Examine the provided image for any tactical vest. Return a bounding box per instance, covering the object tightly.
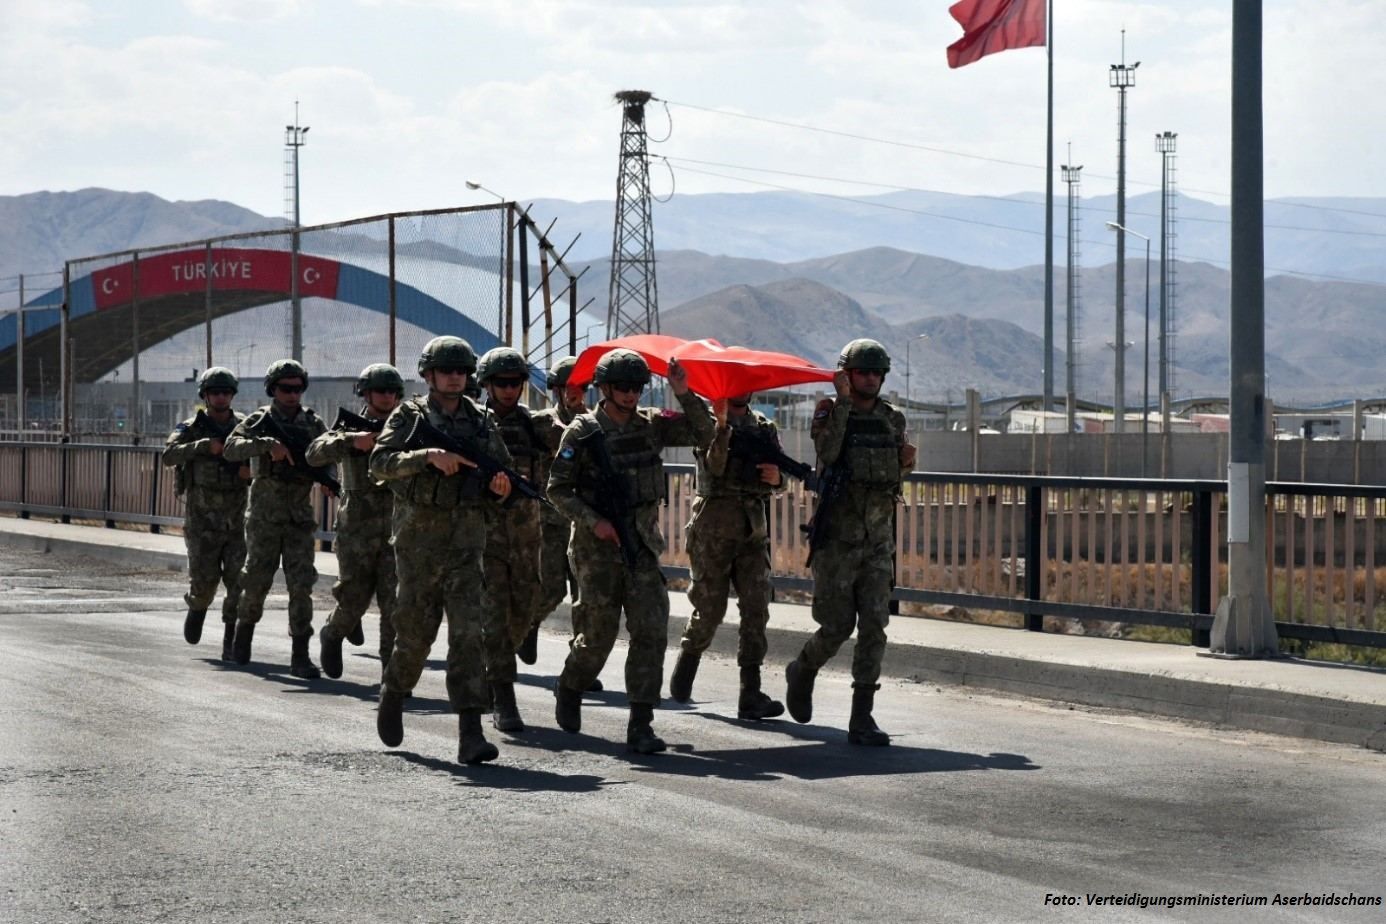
[251,407,322,484]
[842,413,902,488]
[493,406,543,484]
[394,398,492,509]
[178,413,245,494]
[578,415,665,510]
[696,414,776,499]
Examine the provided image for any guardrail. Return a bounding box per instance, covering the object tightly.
[2,442,1382,650]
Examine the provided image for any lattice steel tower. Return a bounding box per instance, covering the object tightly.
[606,90,660,338]
[1156,131,1179,403]
[1109,37,1138,432]
[1061,161,1083,430]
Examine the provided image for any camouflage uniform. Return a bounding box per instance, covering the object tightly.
[529,401,578,626]
[370,394,511,714]
[679,410,782,666]
[547,389,715,705]
[162,409,249,625]
[307,416,396,664]
[798,395,907,685]
[481,403,545,678]
[223,404,329,639]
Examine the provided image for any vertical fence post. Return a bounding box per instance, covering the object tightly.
[131,253,142,442]
[104,448,115,528]
[61,263,70,438]
[519,213,531,356]
[1025,483,1044,631]
[16,274,25,438]
[204,243,214,369]
[388,216,397,366]
[1191,488,1214,646]
[19,444,29,518]
[149,450,162,534]
[60,444,71,524]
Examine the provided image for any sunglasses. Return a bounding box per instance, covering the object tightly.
[434,366,470,376]
[609,382,644,394]
[204,388,235,397]
[491,378,525,389]
[275,383,306,394]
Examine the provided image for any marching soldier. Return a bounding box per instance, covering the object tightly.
[785,339,915,746]
[308,363,404,682]
[475,346,544,733]
[223,359,333,679]
[369,336,513,765]
[668,392,786,721]
[161,367,250,660]
[547,349,715,754]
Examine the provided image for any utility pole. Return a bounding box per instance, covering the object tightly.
[1109,36,1138,433]
[1156,130,1179,431]
[284,102,309,363]
[1212,0,1278,657]
[606,90,660,338]
[1061,159,1082,433]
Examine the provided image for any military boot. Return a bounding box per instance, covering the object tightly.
[785,656,817,724]
[737,664,785,721]
[231,620,255,665]
[289,636,321,680]
[377,690,405,747]
[587,678,604,693]
[320,628,344,679]
[491,682,525,733]
[220,622,236,662]
[668,651,700,703]
[555,683,582,733]
[626,703,666,755]
[847,683,891,747]
[517,624,539,666]
[458,711,500,764]
[183,609,207,645]
[346,622,365,647]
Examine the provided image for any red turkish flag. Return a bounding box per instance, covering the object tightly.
[947,0,1046,69]
[570,335,835,400]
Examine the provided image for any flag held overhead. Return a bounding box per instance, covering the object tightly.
[571,335,835,400]
[946,0,1047,69]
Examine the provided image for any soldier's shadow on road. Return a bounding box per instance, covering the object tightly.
[389,749,615,794]
[205,658,460,714]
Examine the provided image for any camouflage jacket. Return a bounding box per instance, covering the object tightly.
[161,409,249,513]
[530,402,583,528]
[223,403,330,525]
[369,394,511,550]
[548,390,715,560]
[695,410,787,500]
[811,395,909,546]
[484,402,544,550]
[307,407,393,534]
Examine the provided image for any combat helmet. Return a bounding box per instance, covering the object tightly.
[354,363,405,396]
[476,347,529,385]
[264,359,309,396]
[593,349,651,387]
[417,336,477,378]
[837,338,891,374]
[197,366,239,398]
[547,356,578,390]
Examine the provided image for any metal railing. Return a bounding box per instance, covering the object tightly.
[2,442,1383,650]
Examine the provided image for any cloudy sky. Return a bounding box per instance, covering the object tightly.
[1,0,1380,223]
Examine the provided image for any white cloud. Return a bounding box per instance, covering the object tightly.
[183,0,310,22]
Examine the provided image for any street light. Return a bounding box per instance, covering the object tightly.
[465,180,506,204]
[1106,221,1152,474]
[903,333,929,441]
[578,321,605,349]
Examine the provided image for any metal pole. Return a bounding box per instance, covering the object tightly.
[1142,236,1150,476]
[204,243,214,369]
[1043,0,1055,412]
[132,253,142,441]
[1110,46,1138,434]
[16,274,25,438]
[290,230,302,362]
[519,214,532,355]
[60,263,70,437]
[504,204,515,344]
[1212,0,1277,657]
[388,217,397,366]
[568,281,578,356]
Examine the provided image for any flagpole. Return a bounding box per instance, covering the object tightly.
[1042,0,1055,413]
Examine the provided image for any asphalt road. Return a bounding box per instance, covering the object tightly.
[1,546,1383,924]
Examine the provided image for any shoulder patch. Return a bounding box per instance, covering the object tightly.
[175,422,189,432]
[813,406,831,420]
[560,445,576,460]
[660,408,681,418]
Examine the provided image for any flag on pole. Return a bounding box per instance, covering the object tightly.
[946,0,1047,68]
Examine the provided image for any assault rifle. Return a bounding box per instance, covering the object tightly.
[402,414,553,511]
[576,428,639,572]
[799,458,850,568]
[727,426,818,490]
[332,407,386,434]
[192,409,247,477]
[245,411,342,496]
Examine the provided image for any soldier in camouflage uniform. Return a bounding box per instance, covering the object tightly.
[308,363,404,682]
[223,359,334,680]
[475,346,544,733]
[517,356,588,673]
[161,367,251,660]
[785,339,916,746]
[547,349,715,754]
[668,393,786,721]
[370,336,514,765]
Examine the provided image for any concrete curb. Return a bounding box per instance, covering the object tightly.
[3,520,1385,752]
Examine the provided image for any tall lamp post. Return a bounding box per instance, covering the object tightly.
[904,333,929,444]
[1106,221,1151,474]
[465,180,506,204]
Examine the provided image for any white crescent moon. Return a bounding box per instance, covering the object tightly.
[303,267,320,284]
[101,277,116,295]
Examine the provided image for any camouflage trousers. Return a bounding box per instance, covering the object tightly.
[182,501,246,623]
[680,501,773,666]
[559,543,669,705]
[534,517,572,624]
[383,509,489,713]
[323,519,397,663]
[236,515,318,639]
[481,542,540,683]
[801,535,893,686]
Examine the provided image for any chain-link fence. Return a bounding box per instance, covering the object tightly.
[0,204,580,442]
